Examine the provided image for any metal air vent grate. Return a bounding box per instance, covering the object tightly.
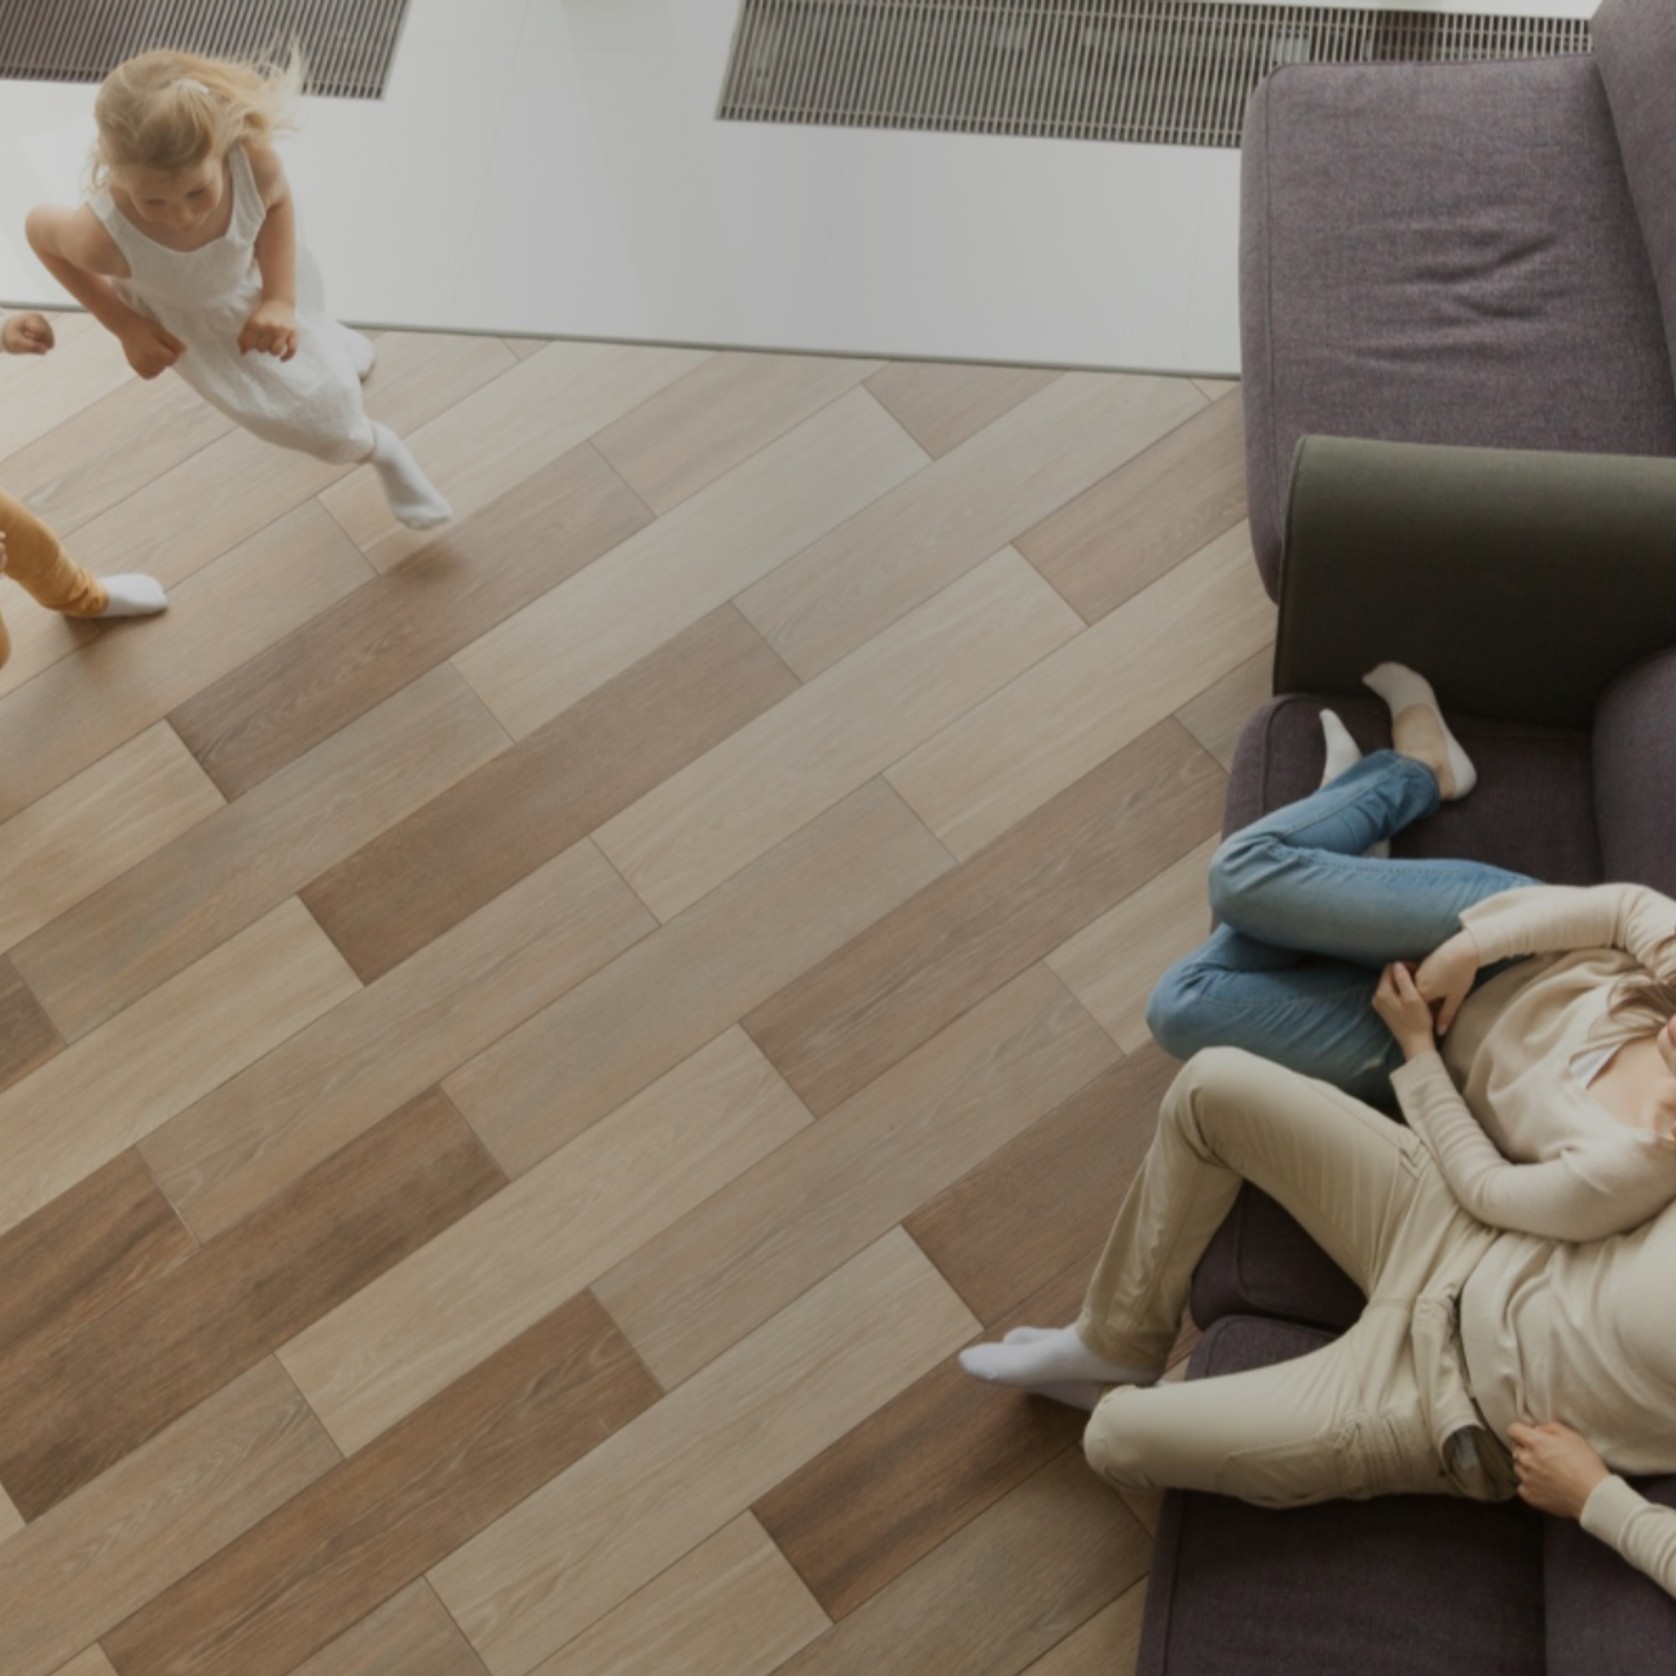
[0,0,413,100]
[720,1,1593,148]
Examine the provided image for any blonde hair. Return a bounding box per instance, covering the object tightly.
[92,45,305,188]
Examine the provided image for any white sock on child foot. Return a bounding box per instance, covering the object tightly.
[958,1324,1156,1408]
[1319,708,1390,857]
[1362,662,1477,800]
[339,325,376,380]
[96,574,167,618]
[370,423,451,530]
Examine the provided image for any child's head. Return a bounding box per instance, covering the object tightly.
[92,46,304,195]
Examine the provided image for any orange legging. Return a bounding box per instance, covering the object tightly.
[0,488,107,668]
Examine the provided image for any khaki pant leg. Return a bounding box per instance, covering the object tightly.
[0,489,106,651]
[1078,1047,1429,1369]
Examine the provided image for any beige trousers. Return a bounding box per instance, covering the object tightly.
[0,488,107,669]
[1080,1047,1516,1508]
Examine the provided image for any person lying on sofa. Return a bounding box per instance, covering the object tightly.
[959,1043,1676,1599]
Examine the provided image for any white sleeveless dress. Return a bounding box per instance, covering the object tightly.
[89,144,374,462]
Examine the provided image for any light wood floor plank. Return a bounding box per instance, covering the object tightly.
[451,386,927,739]
[280,1029,809,1454]
[735,372,1206,680]
[1020,1578,1149,1675]
[597,549,1081,920]
[0,1481,20,1544]
[863,361,1062,458]
[1017,388,1247,625]
[428,1230,977,1676]
[0,957,62,1095]
[62,332,514,588]
[0,723,224,954]
[904,1045,1180,1327]
[525,1514,829,1676]
[49,1650,119,1676]
[0,1151,196,1389]
[1046,837,1218,1053]
[101,1297,660,1676]
[318,340,705,571]
[768,1447,1150,1676]
[0,900,359,1241]
[0,601,99,706]
[168,443,651,801]
[592,350,884,513]
[140,840,654,1241]
[0,319,133,461]
[1193,378,1239,402]
[15,666,509,1040]
[302,605,797,983]
[1175,643,1273,769]
[885,525,1273,858]
[595,966,1117,1388]
[0,501,373,825]
[284,1583,489,1676]
[442,780,953,1178]
[0,1090,505,1520]
[742,723,1225,1116]
[0,1359,339,1676]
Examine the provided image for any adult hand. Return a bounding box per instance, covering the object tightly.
[121,319,185,379]
[238,298,298,360]
[1,311,55,354]
[1373,962,1437,1060]
[1508,1420,1610,1520]
[0,526,7,575]
[1415,928,1480,1034]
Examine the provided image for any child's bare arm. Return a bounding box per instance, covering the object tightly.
[241,143,298,359]
[25,205,136,332]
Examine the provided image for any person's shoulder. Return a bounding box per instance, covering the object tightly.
[26,202,122,274]
[240,139,291,206]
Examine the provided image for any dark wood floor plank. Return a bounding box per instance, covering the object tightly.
[302,604,799,983]
[743,721,1224,1114]
[1017,392,1246,625]
[768,1447,1150,1676]
[169,442,653,800]
[0,955,63,1094]
[905,1045,1179,1326]
[101,1293,659,1676]
[284,1582,489,1676]
[0,1150,194,1378]
[754,1258,1093,1620]
[0,1090,506,1520]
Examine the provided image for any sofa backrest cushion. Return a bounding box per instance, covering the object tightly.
[1595,0,1676,393]
[1594,646,1676,899]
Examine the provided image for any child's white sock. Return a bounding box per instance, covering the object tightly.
[338,325,376,381]
[96,574,168,619]
[1362,662,1477,800]
[369,423,451,530]
[958,1324,1156,1410]
[1320,707,1390,857]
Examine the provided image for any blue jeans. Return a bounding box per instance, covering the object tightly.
[1146,752,1535,1107]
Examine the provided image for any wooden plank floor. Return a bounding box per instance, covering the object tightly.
[0,323,1273,1676]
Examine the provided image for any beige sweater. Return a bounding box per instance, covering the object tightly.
[1401,883,1676,1596]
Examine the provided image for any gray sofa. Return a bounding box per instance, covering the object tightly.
[1137,0,1676,1659]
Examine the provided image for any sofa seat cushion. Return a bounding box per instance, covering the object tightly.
[1241,53,1676,594]
[1225,695,1602,887]
[1136,1315,1546,1676]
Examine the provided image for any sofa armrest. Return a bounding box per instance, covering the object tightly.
[1274,437,1676,727]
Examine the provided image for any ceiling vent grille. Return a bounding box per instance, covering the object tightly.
[0,0,412,100]
[719,1,1593,147]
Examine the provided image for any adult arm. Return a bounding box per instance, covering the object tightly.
[1583,1476,1676,1599]
[1460,883,1676,975]
[1389,1051,1673,1240]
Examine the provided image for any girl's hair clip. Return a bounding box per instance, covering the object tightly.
[175,77,210,95]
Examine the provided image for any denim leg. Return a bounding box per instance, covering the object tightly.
[1148,928,1403,1106]
[1208,751,1535,967]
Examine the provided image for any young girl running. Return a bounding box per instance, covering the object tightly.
[25,48,451,530]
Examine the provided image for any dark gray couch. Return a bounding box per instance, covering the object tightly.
[1136,437,1676,1675]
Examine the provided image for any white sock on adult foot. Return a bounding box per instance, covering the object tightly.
[95,574,167,618]
[1362,662,1477,800]
[369,423,451,529]
[1320,708,1390,857]
[958,1324,1156,1408]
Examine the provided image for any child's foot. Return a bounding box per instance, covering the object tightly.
[95,574,168,619]
[1320,708,1390,857]
[370,423,451,530]
[1362,663,1477,800]
[958,1324,1157,1410]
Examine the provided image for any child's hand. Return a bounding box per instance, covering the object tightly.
[1,312,55,354]
[1373,962,1437,1060]
[239,299,298,360]
[0,527,8,575]
[121,320,185,379]
[1508,1421,1610,1520]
